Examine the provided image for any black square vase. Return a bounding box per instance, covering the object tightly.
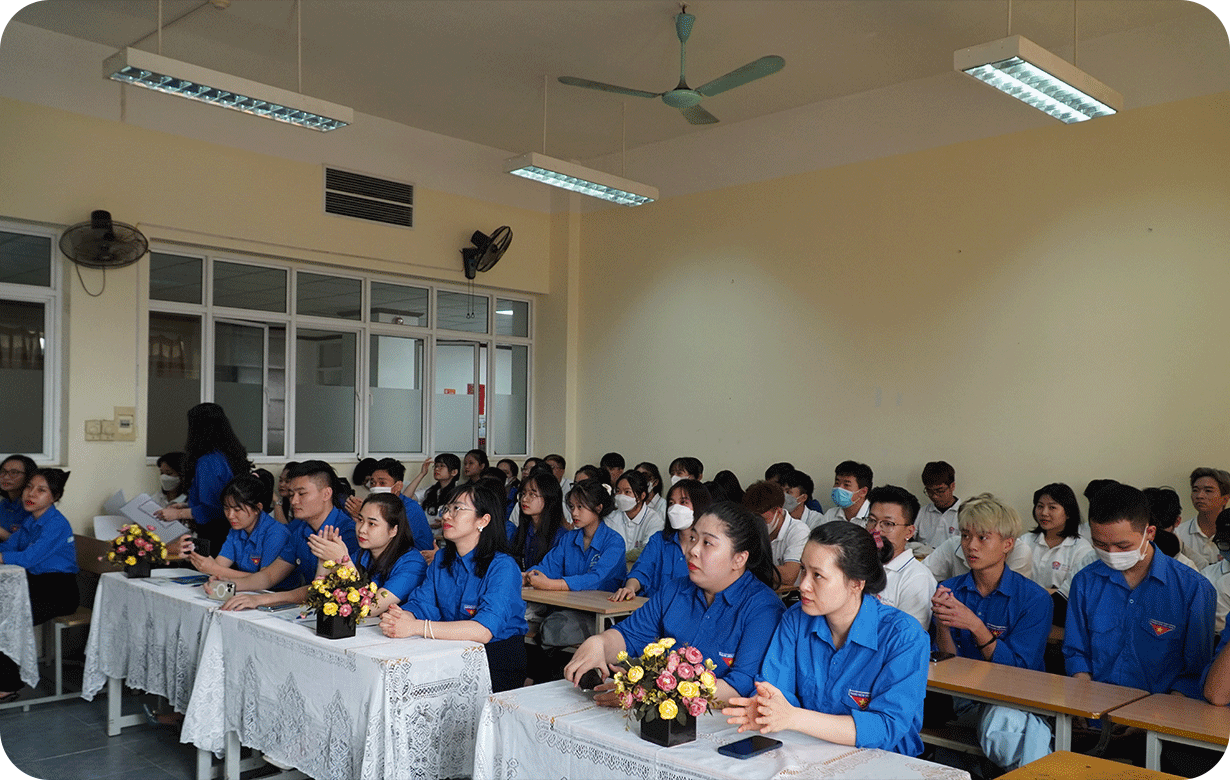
[639,711,696,747]
[316,611,356,639]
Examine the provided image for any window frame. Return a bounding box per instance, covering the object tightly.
[0,220,63,464]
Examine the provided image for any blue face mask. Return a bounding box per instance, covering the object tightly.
[831,487,855,508]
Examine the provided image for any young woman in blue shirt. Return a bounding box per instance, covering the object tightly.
[0,454,36,540]
[155,402,253,553]
[612,479,713,601]
[724,521,930,755]
[565,501,784,701]
[380,483,527,692]
[190,473,293,585]
[510,472,567,570]
[0,468,79,700]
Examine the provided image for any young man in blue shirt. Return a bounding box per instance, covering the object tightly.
[932,493,1053,771]
[343,458,435,554]
[1065,483,1216,698]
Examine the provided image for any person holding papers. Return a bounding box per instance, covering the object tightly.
[155,403,253,553]
[0,454,36,540]
[723,522,929,755]
[0,468,78,701]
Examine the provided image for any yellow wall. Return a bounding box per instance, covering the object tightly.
[0,97,557,526]
[575,92,1230,513]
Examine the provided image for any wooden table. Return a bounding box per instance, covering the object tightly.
[521,588,647,634]
[997,750,1183,780]
[927,656,1149,751]
[1106,692,1230,771]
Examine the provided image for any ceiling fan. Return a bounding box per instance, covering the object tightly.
[558,5,785,125]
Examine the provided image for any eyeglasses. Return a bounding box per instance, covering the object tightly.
[0,468,25,478]
[441,503,476,517]
[923,485,952,497]
[868,519,911,530]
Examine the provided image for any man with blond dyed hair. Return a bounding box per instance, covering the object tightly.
[1178,467,1230,570]
[931,493,1053,772]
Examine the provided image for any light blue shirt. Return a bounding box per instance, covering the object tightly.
[1065,545,1215,697]
[759,595,930,755]
[0,505,77,575]
[403,549,527,642]
[528,522,626,592]
[614,571,785,697]
[625,529,687,598]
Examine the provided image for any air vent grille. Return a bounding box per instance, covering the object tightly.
[324,167,413,228]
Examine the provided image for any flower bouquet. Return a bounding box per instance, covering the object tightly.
[610,637,720,747]
[302,560,379,639]
[107,524,167,578]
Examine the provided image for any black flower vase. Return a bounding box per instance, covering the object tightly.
[316,611,356,639]
[639,711,696,747]
[124,558,152,579]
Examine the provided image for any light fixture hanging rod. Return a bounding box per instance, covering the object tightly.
[121,1,212,55]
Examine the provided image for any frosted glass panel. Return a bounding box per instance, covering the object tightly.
[295,329,356,453]
[370,335,423,453]
[434,341,476,452]
[215,321,266,455]
[148,311,201,456]
[492,344,528,455]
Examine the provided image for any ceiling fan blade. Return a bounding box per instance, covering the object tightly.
[680,104,719,125]
[695,55,785,97]
[557,76,661,99]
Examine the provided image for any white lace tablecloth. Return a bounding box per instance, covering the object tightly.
[474,680,972,780]
[181,611,492,780]
[0,564,39,688]
[81,569,220,711]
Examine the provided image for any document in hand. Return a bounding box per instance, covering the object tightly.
[121,493,190,541]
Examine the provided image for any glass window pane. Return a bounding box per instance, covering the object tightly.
[371,282,428,327]
[297,271,361,320]
[150,252,203,304]
[213,261,286,312]
[147,312,201,457]
[266,327,286,458]
[0,231,52,287]
[214,321,269,456]
[369,335,423,453]
[295,328,356,453]
[437,290,488,333]
[0,299,45,453]
[433,340,477,452]
[495,299,529,337]
[492,345,528,455]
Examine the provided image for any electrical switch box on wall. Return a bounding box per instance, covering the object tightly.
[83,407,137,442]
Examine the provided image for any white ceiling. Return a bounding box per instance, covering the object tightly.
[11,0,1223,162]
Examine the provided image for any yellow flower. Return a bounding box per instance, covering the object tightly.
[658,699,678,720]
[359,606,370,618]
[107,552,115,561]
[704,659,716,670]
[699,671,717,690]
[627,666,644,683]
[322,602,339,616]
[337,567,352,581]
[677,681,699,698]
[322,559,336,569]
[160,548,167,558]
[659,637,676,649]
[643,642,665,657]
[347,590,361,603]
[125,556,137,566]
[616,650,629,663]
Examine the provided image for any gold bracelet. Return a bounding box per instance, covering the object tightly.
[422,619,428,639]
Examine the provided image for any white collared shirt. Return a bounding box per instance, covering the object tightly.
[878,549,937,629]
[604,503,663,554]
[795,505,825,530]
[1177,517,1222,571]
[769,516,810,567]
[1203,560,1230,633]
[820,501,870,526]
[923,534,1033,582]
[1019,531,1093,591]
[915,498,961,549]
[648,493,666,517]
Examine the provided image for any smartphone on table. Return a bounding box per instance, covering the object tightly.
[717,735,783,759]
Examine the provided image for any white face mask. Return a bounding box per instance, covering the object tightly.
[667,504,694,530]
[766,508,784,535]
[1095,533,1149,571]
[670,474,683,486]
[782,493,800,513]
[159,474,180,493]
[613,494,637,513]
[367,486,393,495]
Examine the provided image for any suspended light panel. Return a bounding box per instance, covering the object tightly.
[504,152,657,206]
[103,48,353,131]
[955,35,1122,124]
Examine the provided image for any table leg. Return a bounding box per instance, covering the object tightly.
[196,748,214,780]
[107,676,122,736]
[1145,731,1161,771]
[224,731,241,780]
[1054,713,1071,752]
[595,614,605,636]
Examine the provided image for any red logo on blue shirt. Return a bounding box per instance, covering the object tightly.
[719,652,734,667]
[987,624,1006,638]
[1148,619,1176,637]
[848,689,871,710]
[464,604,478,617]
[250,556,261,568]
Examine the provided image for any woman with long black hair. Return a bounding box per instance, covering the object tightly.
[156,402,252,552]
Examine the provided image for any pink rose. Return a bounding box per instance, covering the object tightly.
[656,671,677,692]
[666,651,680,673]
[683,646,703,664]
[620,692,634,709]
[686,697,707,717]
[677,663,695,680]
[147,525,156,531]
[334,589,346,601]
[339,603,353,617]
[633,687,646,701]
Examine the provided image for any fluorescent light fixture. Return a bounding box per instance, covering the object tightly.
[504,152,657,206]
[955,35,1122,124]
[103,47,353,132]
[496,310,514,315]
